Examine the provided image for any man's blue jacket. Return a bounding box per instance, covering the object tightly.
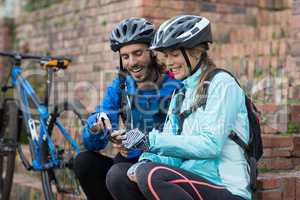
[83,73,181,158]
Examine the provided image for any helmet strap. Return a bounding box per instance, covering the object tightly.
[118,51,126,89]
[180,48,207,80]
[191,52,207,75]
[180,47,192,75]
[119,51,124,71]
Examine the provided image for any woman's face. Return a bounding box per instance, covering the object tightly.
[163,49,200,80]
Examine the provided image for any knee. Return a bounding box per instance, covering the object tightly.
[106,163,129,192]
[135,163,154,191]
[135,162,163,196]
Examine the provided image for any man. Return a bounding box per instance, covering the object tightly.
[73,17,181,200]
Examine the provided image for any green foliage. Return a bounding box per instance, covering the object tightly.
[24,0,62,12]
[258,167,273,173]
[286,122,300,134]
[260,115,268,125]
[278,122,300,136]
[288,99,300,105]
[258,167,290,174]
[254,62,263,78]
[101,20,107,27]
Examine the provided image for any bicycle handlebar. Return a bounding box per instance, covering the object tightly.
[0,51,42,60]
[0,51,72,69]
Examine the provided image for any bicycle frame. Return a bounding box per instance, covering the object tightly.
[8,57,81,171]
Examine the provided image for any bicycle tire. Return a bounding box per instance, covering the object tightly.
[0,99,19,200]
[41,100,87,200]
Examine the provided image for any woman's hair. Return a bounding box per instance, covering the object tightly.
[187,43,216,105]
[150,51,164,74]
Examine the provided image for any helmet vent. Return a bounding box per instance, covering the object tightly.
[132,24,137,34]
[122,25,128,35]
[191,27,199,34]
[186,23,194,30]
[116,29,121,38]
[140,29,153,36]
[173,31,184,38]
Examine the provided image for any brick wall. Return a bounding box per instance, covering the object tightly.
[289,0,300,126]
[10,0,146,111]
[2,0,295,134]
[0,0,298,142]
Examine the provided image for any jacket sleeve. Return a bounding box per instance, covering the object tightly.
[148,74,245,160]
[82,126,109,151]
[138,129,182,167]
[139,152,182,168]
[82,76,122,151]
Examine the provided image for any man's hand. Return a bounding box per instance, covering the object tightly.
[89,112,112,134]
[110,130,128,157]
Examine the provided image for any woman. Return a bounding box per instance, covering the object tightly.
[106,15,251,200]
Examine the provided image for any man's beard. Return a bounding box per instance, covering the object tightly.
[129,61,155,83]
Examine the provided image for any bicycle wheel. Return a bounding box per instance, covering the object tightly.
[41,100,87,200]
[0,99,19,200]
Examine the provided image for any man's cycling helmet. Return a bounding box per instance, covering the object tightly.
[110,17,155,52]
[150,15,212,51]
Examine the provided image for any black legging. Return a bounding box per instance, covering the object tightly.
[73,151,138,200]
[106,162,245,200]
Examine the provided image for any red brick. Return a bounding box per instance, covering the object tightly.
[216,3,232,13]
[257,177,281,189]
[258,158,294,170]
[160,0,185,10]
[290,105,300,124]
[217,0,245,6]
[262,135,293,148]
[278,40,288,56]
[293,135,300,149]
[291,15,300,28]
[296,178,300,200]
[141,0,160,7]
[263,148,292,158]
[282,177,296,200]
[292,158,300,167]
[245,0,258,6]
[271,40,280,55]
[201,2,217,12]
[293,150,300,157]
[254,189,282,200]
[257,105,289,133]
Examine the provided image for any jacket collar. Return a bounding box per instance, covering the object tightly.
[182,67,202,89]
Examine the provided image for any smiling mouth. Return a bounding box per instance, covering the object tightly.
[129,66,143,73]
[169,66,181,73]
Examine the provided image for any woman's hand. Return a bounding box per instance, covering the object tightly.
[110,130,128,157]
[127,160,150,183]
[127,166,138,182]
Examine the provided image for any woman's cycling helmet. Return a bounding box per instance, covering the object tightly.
[110,17,155,52]
[150,15,212,51]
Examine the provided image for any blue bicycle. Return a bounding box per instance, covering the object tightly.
[0,52,87,200]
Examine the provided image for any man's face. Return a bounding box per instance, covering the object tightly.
[120,43,152,83]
